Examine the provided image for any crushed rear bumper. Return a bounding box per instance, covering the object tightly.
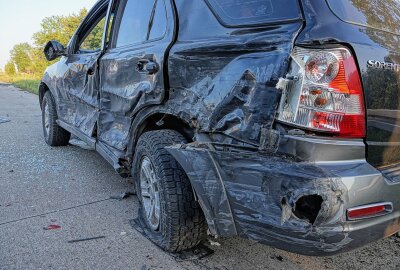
[167,140,400,256]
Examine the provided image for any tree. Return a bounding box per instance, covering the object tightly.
[80,17,105,50]
[10,43,34,74]
[4,8,96,78]
[33,9,87,47]
[5,61,16,76]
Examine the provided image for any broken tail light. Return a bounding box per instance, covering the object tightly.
[277,47,366,138]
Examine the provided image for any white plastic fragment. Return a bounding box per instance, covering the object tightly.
[208,239,221,246]
[276,77,291,91]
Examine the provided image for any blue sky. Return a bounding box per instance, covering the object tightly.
[0,0,97,69]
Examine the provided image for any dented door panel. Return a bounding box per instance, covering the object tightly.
[99,45,166,151]
[98,0,174,151]
[42,52,101,137]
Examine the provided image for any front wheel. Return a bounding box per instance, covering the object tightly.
[41,91,70,146]
[133,129,207,252]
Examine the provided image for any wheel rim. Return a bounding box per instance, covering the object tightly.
[44,102,50,137]
[140,156,161,231]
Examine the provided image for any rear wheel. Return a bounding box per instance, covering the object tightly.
[133,129,207,252]
[41,91,70,146]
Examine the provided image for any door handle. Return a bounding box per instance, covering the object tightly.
[136,59,159,75]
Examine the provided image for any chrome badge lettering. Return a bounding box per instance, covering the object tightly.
[367,60,400,72]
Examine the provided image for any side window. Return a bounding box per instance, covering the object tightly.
[80,16,106,51]
[116,0,155,47]
[148,0,168,40]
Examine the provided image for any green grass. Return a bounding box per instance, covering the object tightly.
[0,73,40,95]
[13,80,40,95]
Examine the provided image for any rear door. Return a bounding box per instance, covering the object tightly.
[98,0,174,152]
[326,0,400,171]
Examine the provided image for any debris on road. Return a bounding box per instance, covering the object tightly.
[172,244,214,262]
[67,236,106,243]
[110,191,136,201]
[208,239,221,247]
[1,203,12,207]
[43,224,62,230]
[0,117,10,124]
[272,255,284,262]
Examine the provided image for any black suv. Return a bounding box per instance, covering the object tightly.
[40,0,400,255]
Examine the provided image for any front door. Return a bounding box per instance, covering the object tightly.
[57,1,109,138]
[98,0,174,151]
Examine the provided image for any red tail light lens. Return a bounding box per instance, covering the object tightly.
[277,47,366,138]
[347,202,393,221]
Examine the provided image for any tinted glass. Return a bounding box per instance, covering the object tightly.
[149,0,167,40]
[206,0,301,26]
[80,17,106,51]
[326,0,400,35]
[116,0,154,47]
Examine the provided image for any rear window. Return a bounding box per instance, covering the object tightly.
[326,0,400,35]
[205,0,302,26]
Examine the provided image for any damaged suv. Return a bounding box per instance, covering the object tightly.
[39,0,400,255]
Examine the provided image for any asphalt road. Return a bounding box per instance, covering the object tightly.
[0,84,399,270]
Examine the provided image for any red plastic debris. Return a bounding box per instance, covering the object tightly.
[44,224,61,230]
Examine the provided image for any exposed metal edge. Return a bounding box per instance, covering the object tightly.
[56,120,96,148]
[284,135,365,146]
[96,141,123,172]
[379,163,400,183]
[314,159,367,165]
[207,151,238,235]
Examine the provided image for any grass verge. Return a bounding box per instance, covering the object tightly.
[13,80,40,95]
[0,73,40,95]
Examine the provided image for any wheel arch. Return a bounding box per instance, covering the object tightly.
[38,82,50,110]
[127,107,195,159]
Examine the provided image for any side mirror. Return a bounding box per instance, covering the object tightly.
[44,41,66,61]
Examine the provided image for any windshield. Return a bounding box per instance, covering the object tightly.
[205,0,302,26]
[326,0,400,35]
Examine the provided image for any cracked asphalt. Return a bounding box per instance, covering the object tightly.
[1,84,399,270]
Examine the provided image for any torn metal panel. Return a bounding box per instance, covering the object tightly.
[168,139,400,255]
[167,144,351,255]
[166,0,303,147]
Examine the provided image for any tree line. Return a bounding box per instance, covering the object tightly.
[4,9,88,78]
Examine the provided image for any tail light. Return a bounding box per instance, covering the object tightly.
[277,47,366,138]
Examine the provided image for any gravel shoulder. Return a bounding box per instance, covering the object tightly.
[0,85,399,270]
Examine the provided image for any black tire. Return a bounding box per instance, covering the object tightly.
[41,91,71,146]
[133,129,207,252]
